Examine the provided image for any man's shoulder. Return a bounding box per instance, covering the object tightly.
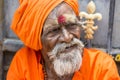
[81,49,119,80]
[84,48,110,57]
[17,46,34,53]
[14,46,36,59]
[83,48,113,62]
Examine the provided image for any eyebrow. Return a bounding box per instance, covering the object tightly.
[43,14,78,33]
[43,24,60,34]
[44,20,78,30]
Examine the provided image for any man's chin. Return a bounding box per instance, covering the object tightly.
[52,49,83,77]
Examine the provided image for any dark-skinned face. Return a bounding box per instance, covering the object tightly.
[41,3,84,76]
[41,18,81,52]
[41,5,81,52]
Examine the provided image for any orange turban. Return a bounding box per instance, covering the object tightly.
[11,0,79,50]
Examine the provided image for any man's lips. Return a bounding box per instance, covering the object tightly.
[61,44,78,53]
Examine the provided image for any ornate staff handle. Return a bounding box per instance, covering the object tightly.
[79,1,102,40]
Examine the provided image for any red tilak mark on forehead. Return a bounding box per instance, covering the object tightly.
[58,15,66,25]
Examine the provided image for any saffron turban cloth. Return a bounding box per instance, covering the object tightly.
[11,0,79,50]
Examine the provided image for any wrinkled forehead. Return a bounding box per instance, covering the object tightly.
[43,3,77,30]
[48,3,75,19]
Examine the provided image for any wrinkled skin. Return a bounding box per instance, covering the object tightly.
[41,3,83,80]
[41,3,81,55]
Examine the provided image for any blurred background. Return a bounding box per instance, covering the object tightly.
[0,0,119,80]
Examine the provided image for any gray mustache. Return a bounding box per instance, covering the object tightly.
[48,38,84,59]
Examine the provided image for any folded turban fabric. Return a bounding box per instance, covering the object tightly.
[11,0,79,50]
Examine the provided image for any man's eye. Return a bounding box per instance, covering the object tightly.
[67,24,78,29]
[52,28,60,32]
[47,28,61,35]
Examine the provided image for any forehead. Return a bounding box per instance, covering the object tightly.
[43,3,77,31]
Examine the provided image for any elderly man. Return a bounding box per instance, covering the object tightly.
[7,0,120,80]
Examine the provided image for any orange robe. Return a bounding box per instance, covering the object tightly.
[7,47,120,80]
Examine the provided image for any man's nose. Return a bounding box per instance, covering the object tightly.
[59,27,73,43]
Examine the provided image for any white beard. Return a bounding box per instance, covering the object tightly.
[48,38,84,77]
